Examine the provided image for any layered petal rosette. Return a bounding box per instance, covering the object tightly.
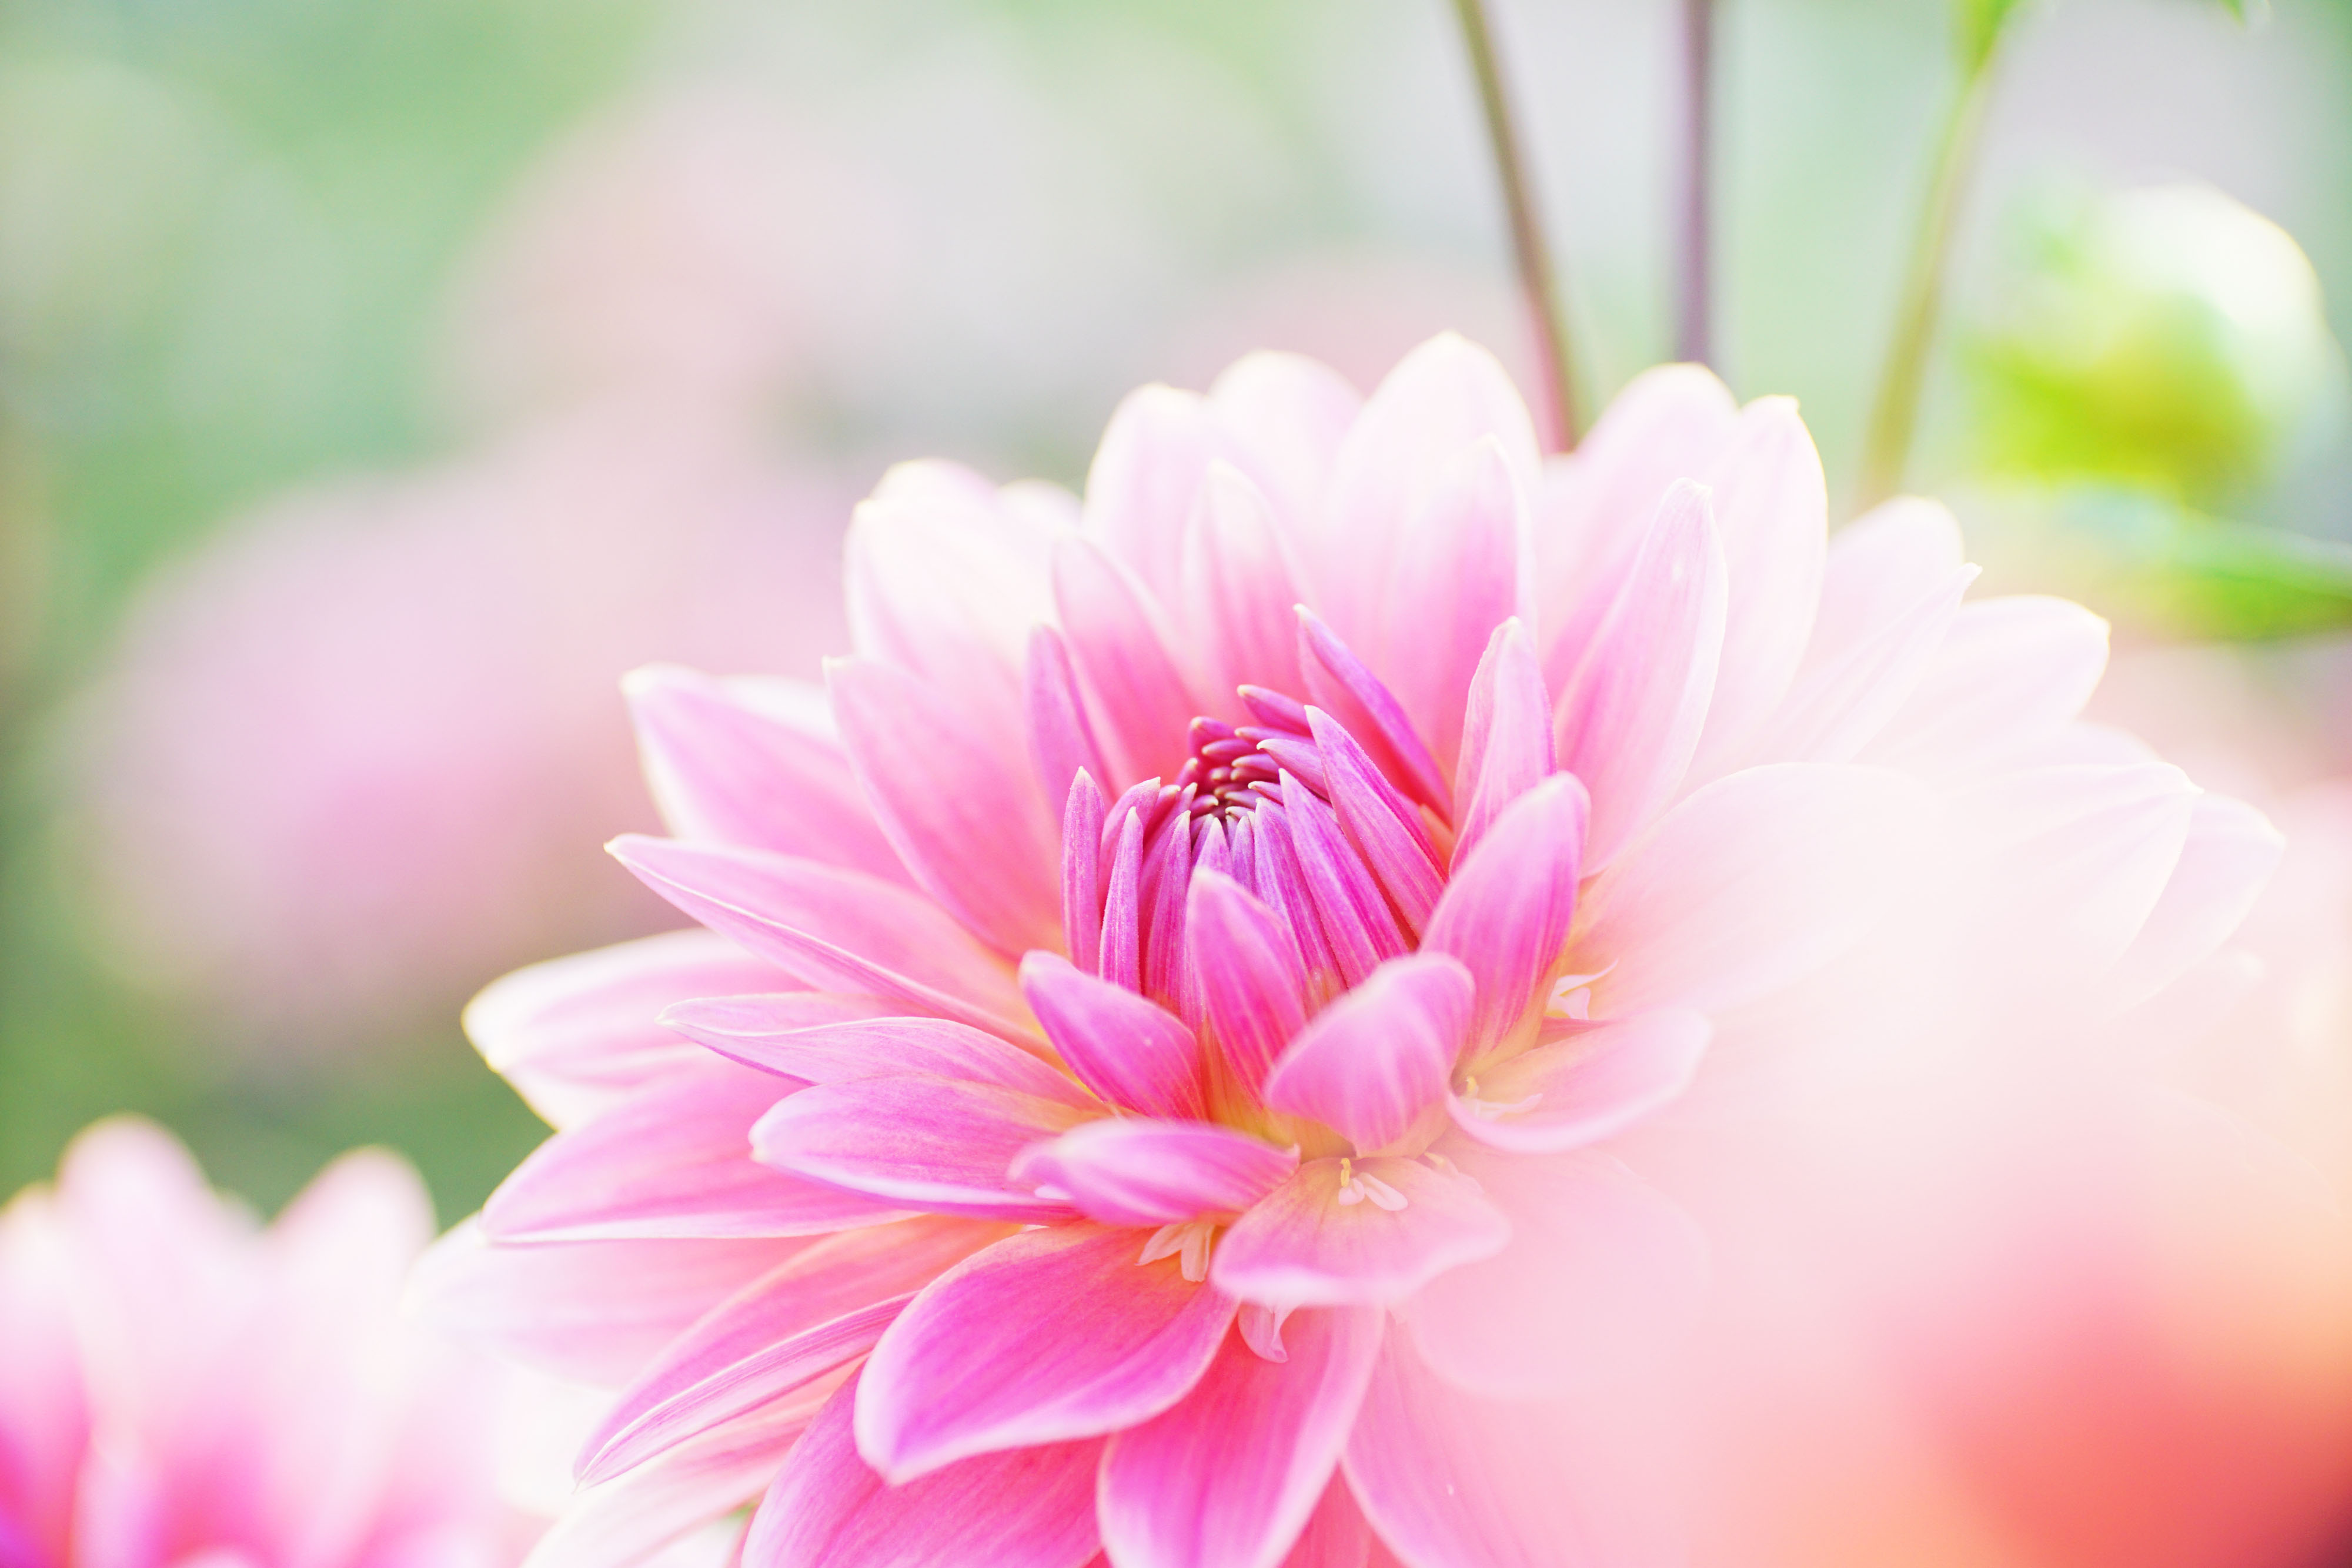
[426,337,2273,1568]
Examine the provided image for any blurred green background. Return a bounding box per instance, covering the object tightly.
[2,0,2346,1222]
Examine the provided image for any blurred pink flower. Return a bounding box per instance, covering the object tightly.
[437,91,907,426]
[1641,641,2352,1568]
[0,1118,529,1568]
[422,337,2271,1567]
[64,396,848,1056]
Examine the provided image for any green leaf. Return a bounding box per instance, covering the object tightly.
[2044,486,2352,640]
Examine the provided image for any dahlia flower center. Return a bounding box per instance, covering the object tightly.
[1171,686,1318,824]
[1085,670,1444,1036]
[1050,660,1504,1183]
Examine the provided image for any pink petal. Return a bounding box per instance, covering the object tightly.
[1194,811,1237,884]
[1801,496,1967,676]
[1248,805,1347,998]
[1084,383,1240,610]
[1308,709,1443,938]
[0,1205,86,1564]
[1447,1009,1710,1153]
[224,1152,445,1566]
[534,1396,822,1568]
[1342,1332,1668,1568]
[1295,611,1452,818]
[1013,1118,1297,1227]
[1101,804,1148,994]
[1401,1146,1706,1400]
[1276,1479,1381,1568]
[659,1008,1094,1107]
[1422,776,1589,1059]
[1211,1157,1510,1307]
[463,928,785,1129]
[1063,770,1108,977]
[1184,871,1309,1096]
[50,1119,242,1383]
[1098,1308,1384,1568]
[409,1221,808,1386]
[1224,811,1262,897]
[1449,620,1554,869]
[1055,536,1205,789]
[748,1369,1103,1568]
[751,1079,1095,1222]
[1372,436,1532,774]
[1957,761,2201,994]
[1685,397,1829,778]
[1760,556,1975,767]
[484,1064,897,1242]
[624,665,910,885]
[1572,763,1933,1017]
[1027,627,1114,825]
[1531,362,1740,669]
[829,657,1061,960]
[1254,733,1329,797]
[845,459,1058,744]
[1141,803,1197,1015]
[855,1224,1237,1479]
[0,1275,77,1568]
[2106,794,2282,1011]
[609,835,1037,1049]
[1019,951,1205,1119]
[1205,351,1362,543]
[1278,773,1409,987]
[1181,463,1309,710]
[580,1217,1005,1484]
[649,989,902,1064]
[1865,595,2110,774]
[1316,335,1541,654]
[1551,479,1729,871]
[1262,956,1471,1152]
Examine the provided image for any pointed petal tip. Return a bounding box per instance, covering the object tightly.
[1618,358,1739,406]
[618,661,695,700]
[1390,329,1511,382]
[853,1223,1234,1482]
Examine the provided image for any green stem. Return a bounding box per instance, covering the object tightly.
[1450,0,1580,450]
[1854,36,2007,510]
[1676,0,1715,367]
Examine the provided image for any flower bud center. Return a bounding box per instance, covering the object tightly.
[1171,685,1318,824]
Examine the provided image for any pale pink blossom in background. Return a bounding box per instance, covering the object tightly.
[436,91,908,429]
[0,1118,529,1568]
[1658,791,2352,1568]
[419,335,2294,1567]
[1625,635,2352,1568]
[62,397,847,1057]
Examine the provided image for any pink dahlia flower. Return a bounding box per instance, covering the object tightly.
[0,1118,529,1568]
[426,336,2271,1567]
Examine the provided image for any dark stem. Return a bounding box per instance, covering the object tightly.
[1676,0,1715,367]
[1450,0,1580,450]
[1854,35,2008,510]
